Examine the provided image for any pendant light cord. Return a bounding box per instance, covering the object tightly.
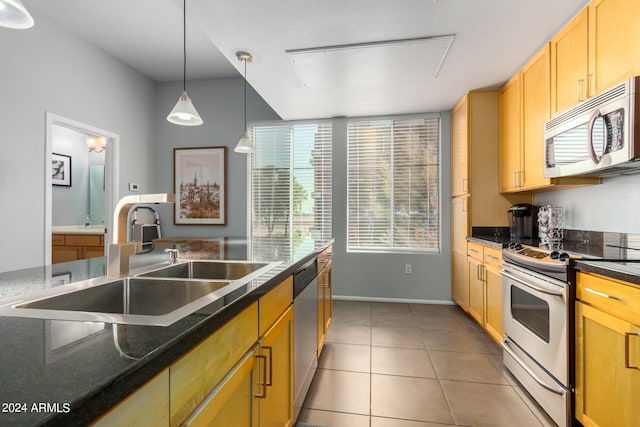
[243,58,247,128]
[182,0,187,92]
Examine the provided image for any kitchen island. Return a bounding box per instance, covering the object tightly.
[0,237,332,426]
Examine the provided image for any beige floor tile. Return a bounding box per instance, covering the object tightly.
[487,353,518,386]
[440,380,543,427]
[422,329,482,352]
[371,374,455,424]
[512,383,558,427]
[372,417,455,427]
[372,302,412,313]
[331,309,372,327]
[412,311,472,331]
[303,369,370,415]
[326,324,371,345]
[297,408,370,427]
[373,310,416,327]
[409,303,460,314]
[333,300,372,313]
[471,332,502,355]
[318,342,371,372]
[372,326,425,348]
[429,351,508,384]
[371,346,436,378]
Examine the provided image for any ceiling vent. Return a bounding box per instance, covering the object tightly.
[286,35,455,89]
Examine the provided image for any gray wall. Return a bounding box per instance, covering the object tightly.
[154,78,281,238]
[535,174,640,233]
[331,114,453,303]
[0,15,157,272]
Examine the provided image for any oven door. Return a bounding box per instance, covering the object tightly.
[501,262,569,385]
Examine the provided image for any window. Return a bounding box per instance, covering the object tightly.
[347,116,440,253]
[249,122,332,261]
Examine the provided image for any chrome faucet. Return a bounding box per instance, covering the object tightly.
[164,248,179,264]
[107,193,175,278]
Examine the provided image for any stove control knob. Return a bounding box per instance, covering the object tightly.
[558,253,570,262]
[549,251,560,259]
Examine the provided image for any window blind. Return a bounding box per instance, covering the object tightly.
[249,122,332,261]
[347,117,440,253]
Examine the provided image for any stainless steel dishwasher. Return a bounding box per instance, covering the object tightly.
[293,258,318,421]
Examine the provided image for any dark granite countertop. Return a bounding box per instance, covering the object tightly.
[0,237,332,426]
[468,226,640,286]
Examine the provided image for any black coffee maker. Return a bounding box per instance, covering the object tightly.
[508,204,538,239]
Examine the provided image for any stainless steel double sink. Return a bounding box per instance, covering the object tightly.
[0,260,280,326]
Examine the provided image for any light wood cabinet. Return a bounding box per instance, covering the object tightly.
[588,0,640,97]
[258,305,294,427]
[91,370,170,427]
[499,45,599,193]
[465,242,504,344]
[499,76,522,193]
[182,348,259,427]
[451,196,469,310]
[467,247,484,325]
[317,246,333,356]
[575,272,640,427]
[52,233,105,264]
[169,303,259,426]
[550,7,589,115]
[451,90,529,312]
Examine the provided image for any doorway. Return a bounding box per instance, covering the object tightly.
[44,112,119,265]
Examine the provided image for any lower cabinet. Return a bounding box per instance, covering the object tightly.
[91,370,170,427]
[257,306,294,427]
[90,275,295,427]
[317,250,333,356]
[575,272,640,427]
[52,233,105,264]
[465,241,504,343]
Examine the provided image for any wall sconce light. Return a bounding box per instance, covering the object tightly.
[86,137,106,153]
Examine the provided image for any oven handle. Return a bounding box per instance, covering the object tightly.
[501,338,565,396]
[501,270,564,297]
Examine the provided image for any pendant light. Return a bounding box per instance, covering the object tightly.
[0,0,34,29]
[167,0,203,126]
[234,51,254,153]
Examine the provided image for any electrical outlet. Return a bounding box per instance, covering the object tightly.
[129,182,139,192]
[405,264,412,274]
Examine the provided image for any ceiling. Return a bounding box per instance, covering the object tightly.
[25,0,590,120]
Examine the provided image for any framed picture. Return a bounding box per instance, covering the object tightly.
[52,153,72,187]
[174,146,227,225]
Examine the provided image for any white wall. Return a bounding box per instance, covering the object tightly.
[154,78,281,238]
[0,16,157,272]
[535,173,640,233]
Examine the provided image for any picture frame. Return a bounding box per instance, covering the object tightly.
[174,146,227,225]
[52,153,72,187]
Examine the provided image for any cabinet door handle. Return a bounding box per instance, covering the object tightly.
[462,197,468,212]
[513,172,518,189]
[263,346,273,386]
[462,178,468,192]
[577,78,586,102]
[587,74,594,98]
[625,333,638,369]
[584,287,622,301]
[255,354,268,399]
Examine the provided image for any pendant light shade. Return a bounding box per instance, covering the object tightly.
[167,0,203,126]
[0,0,34,29]
[234,51,254,153]
[167,91,203,126]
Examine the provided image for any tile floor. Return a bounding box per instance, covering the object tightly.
[297,300,556,427]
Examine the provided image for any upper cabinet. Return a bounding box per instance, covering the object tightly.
[451,97,469,198]
[551,0,640,117]
[550,8,589,116]
[588,0,640,95]
[499,76,521,193]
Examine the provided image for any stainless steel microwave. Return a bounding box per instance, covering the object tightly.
[544,76,640,178]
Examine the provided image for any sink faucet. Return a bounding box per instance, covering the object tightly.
[107,193,175,278]
[165,248,179,264]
